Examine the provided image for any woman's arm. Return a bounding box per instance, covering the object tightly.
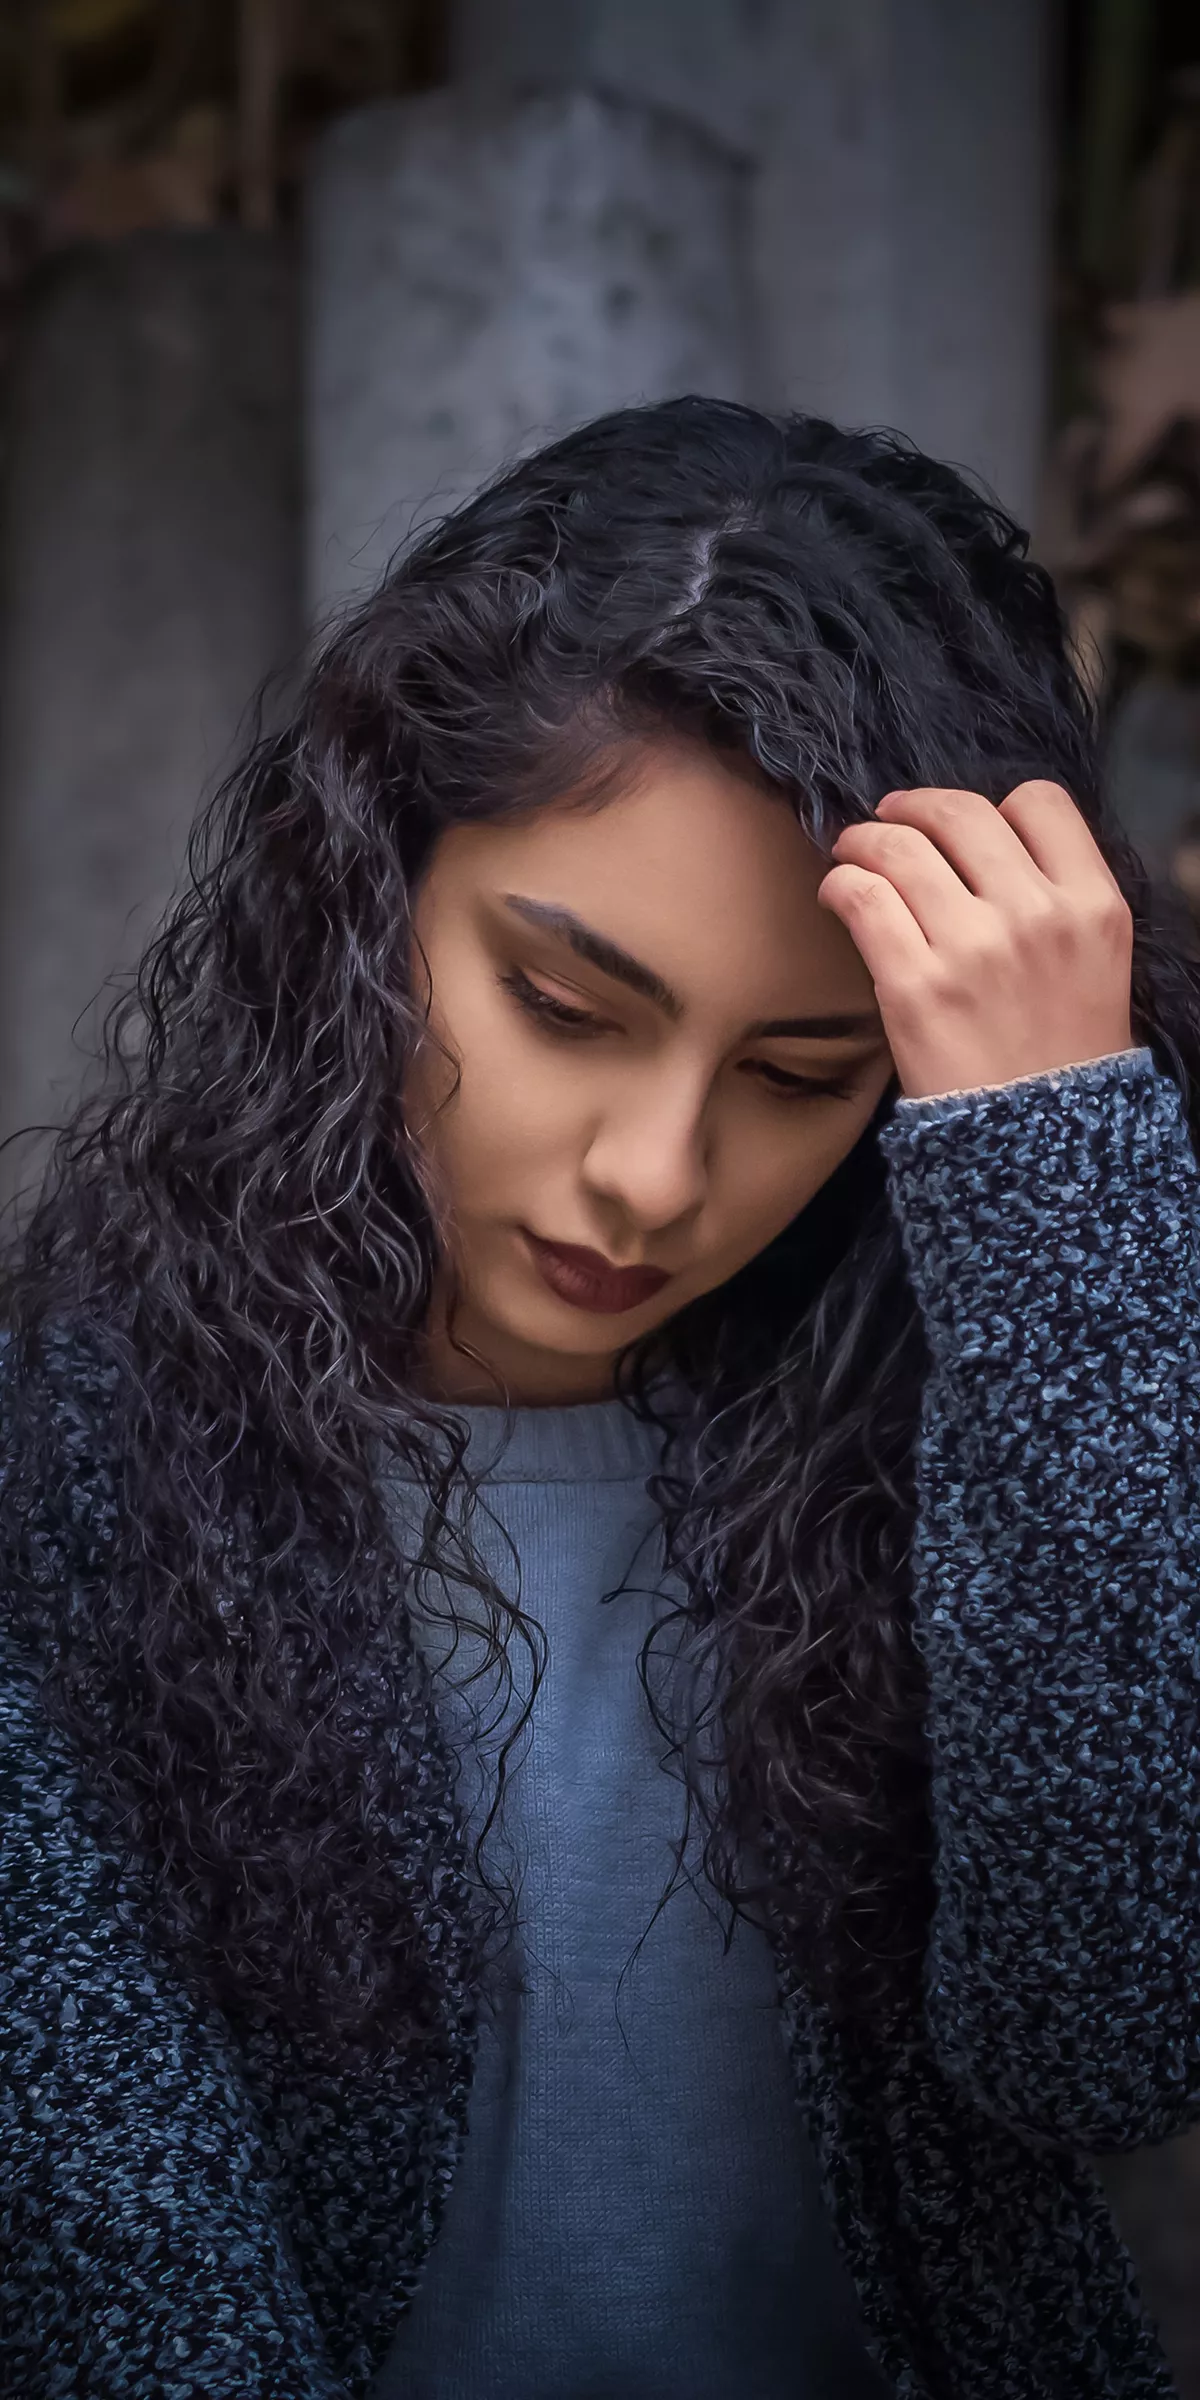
[877,1043,1200,2154]
[0,1658,346,2400]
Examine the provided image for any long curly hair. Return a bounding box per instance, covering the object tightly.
[3,396,1197,2066]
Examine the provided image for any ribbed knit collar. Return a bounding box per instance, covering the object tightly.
[380,1385,678,1486]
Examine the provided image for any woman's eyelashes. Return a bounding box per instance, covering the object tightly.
[756,1063,858,1100]
[498,964,602,1034]
[497,965,858,1102]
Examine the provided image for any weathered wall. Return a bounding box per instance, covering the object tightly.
[0,231,300,1210]
[305,86,749,620]
[750,0,1047,529]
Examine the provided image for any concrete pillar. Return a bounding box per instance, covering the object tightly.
[749,0,1048,529]
[450,0,1047,527]
[1103,678,1200,888]
[449,0,760,164]
[305,86,750,621]
[0,232,301,1212]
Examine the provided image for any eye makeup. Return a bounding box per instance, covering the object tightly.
[497,966,861,1101]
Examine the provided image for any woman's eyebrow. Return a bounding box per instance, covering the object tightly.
[499,893,884,1042]
[501,892,682,1015]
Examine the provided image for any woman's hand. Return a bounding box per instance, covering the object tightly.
[816,780,1137,1101]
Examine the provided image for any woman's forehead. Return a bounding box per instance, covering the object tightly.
[420,759,882,1020]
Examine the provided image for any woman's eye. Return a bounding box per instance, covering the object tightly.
[752,1064,857,1101]
[500,968,858,1095]
[500,966,608,1034]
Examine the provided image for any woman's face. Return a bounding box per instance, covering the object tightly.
[404,740,896,1404]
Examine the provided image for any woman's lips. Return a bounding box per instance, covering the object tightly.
[523,1232,671,1314]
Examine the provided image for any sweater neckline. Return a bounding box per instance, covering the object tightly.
[379,1383,681,1486]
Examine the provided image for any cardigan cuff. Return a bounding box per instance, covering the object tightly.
[874,1044,1198,1350]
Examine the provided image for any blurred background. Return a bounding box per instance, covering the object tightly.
[0,0,1198,2384]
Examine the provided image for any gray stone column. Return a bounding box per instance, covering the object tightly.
[750,0,1048,529]
[0,231,300,1213]
[449,0,760,163]
[451,0,1048,530]
[305,85,750,621]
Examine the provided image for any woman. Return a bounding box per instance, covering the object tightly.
[1,396,1197,2399]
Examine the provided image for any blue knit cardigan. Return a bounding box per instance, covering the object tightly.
[3,1044,1199,2399]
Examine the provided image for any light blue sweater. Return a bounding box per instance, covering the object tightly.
[372,1395,890,2398]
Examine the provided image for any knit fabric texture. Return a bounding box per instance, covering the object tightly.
[2,1042,1197,2398]
[368,1395,889,2398]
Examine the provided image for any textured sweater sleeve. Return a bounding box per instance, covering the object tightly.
[876,1044,1200,2154]
[0,1654,346,2400]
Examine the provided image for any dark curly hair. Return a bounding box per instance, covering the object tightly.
[2,395,1197,2066]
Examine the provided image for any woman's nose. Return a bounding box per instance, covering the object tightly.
[582,1086,709,1236]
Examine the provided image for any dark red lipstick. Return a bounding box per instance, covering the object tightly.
[524,1232,671,1314]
